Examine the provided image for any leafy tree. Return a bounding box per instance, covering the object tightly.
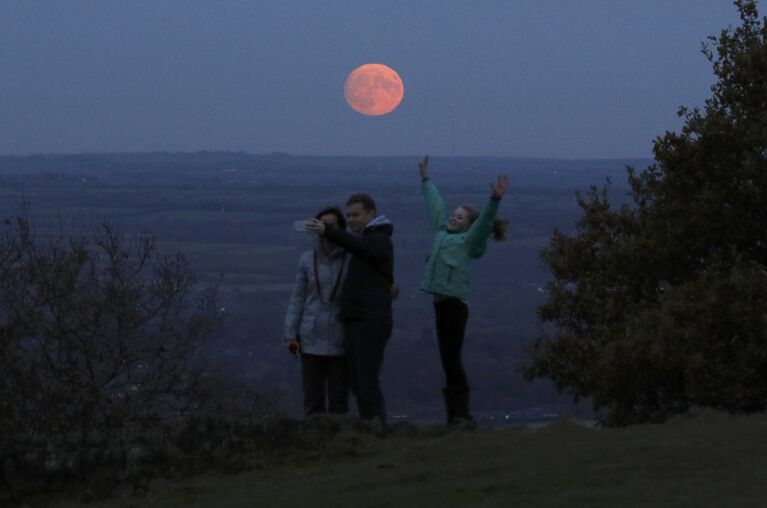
[524,0,767,426]
[0,217,222,437]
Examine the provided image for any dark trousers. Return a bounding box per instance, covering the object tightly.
[344,318,392,421]
[434,298,470,389]
[300,353,349,416]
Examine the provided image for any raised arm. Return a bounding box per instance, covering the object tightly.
[419,156,446,232]
[465,175,509,257]
[320,227,392,265]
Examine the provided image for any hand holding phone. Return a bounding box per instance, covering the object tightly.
[293,220,311,232]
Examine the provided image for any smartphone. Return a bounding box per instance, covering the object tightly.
[293,219,311,232]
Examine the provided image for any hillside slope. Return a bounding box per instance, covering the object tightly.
[51,412,767,508]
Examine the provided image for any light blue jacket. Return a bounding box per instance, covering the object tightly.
[284,245,347,356]
[419,179,500,300]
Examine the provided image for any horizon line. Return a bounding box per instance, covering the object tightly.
[0,150,655,162]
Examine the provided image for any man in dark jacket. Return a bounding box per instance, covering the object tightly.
[307,193,393,423]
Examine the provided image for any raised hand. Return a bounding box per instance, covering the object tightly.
[490,175,510,199]
[418,155,430,179]
[306,218,326,235]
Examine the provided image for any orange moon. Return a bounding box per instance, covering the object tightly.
[344,63,404,116]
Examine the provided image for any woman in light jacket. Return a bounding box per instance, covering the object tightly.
[284,206,349,416]
[418,156,510,427]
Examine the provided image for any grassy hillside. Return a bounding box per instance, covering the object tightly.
[50,412,767,508]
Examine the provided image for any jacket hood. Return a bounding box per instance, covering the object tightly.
[364,214,393,235]
[365,214,392,228]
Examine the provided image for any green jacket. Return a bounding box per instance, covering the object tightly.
[419,179,500,300]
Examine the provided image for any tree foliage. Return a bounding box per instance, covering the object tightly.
[525,0,767,426]
[0,217,222,437]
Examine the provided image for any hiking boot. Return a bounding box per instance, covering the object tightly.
[447,416,477,431]
[442,385,474,427]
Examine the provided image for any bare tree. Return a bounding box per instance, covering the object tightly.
[0,217,221,437]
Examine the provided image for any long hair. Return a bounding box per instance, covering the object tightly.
[460,204,509,241]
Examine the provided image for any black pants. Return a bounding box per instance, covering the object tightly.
[344,318,392,421]
[434,298,470,389]
[300,353,348,416]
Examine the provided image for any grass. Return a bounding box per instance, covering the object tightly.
[48,412,767,508]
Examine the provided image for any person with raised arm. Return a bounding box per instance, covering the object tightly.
[418,155,510,428]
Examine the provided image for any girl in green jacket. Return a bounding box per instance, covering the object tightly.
[418,155,509,427]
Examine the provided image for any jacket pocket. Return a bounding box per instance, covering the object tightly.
[298,314,316,340]
[439,249,462,268]
[436,254,459,288]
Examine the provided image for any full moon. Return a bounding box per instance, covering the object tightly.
[344,63,404,116]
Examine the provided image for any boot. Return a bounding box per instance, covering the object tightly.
[442,385,476,429]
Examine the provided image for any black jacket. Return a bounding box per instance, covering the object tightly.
[322,216,394,321]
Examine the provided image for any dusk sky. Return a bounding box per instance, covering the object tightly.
[1,1,742,158]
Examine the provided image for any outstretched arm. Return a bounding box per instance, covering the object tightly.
[465,175,509,254]
[418,155,429,180]
[419,155,446,232]
[307,221,391,264]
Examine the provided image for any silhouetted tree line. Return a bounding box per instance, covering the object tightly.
[525,0,767,426]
